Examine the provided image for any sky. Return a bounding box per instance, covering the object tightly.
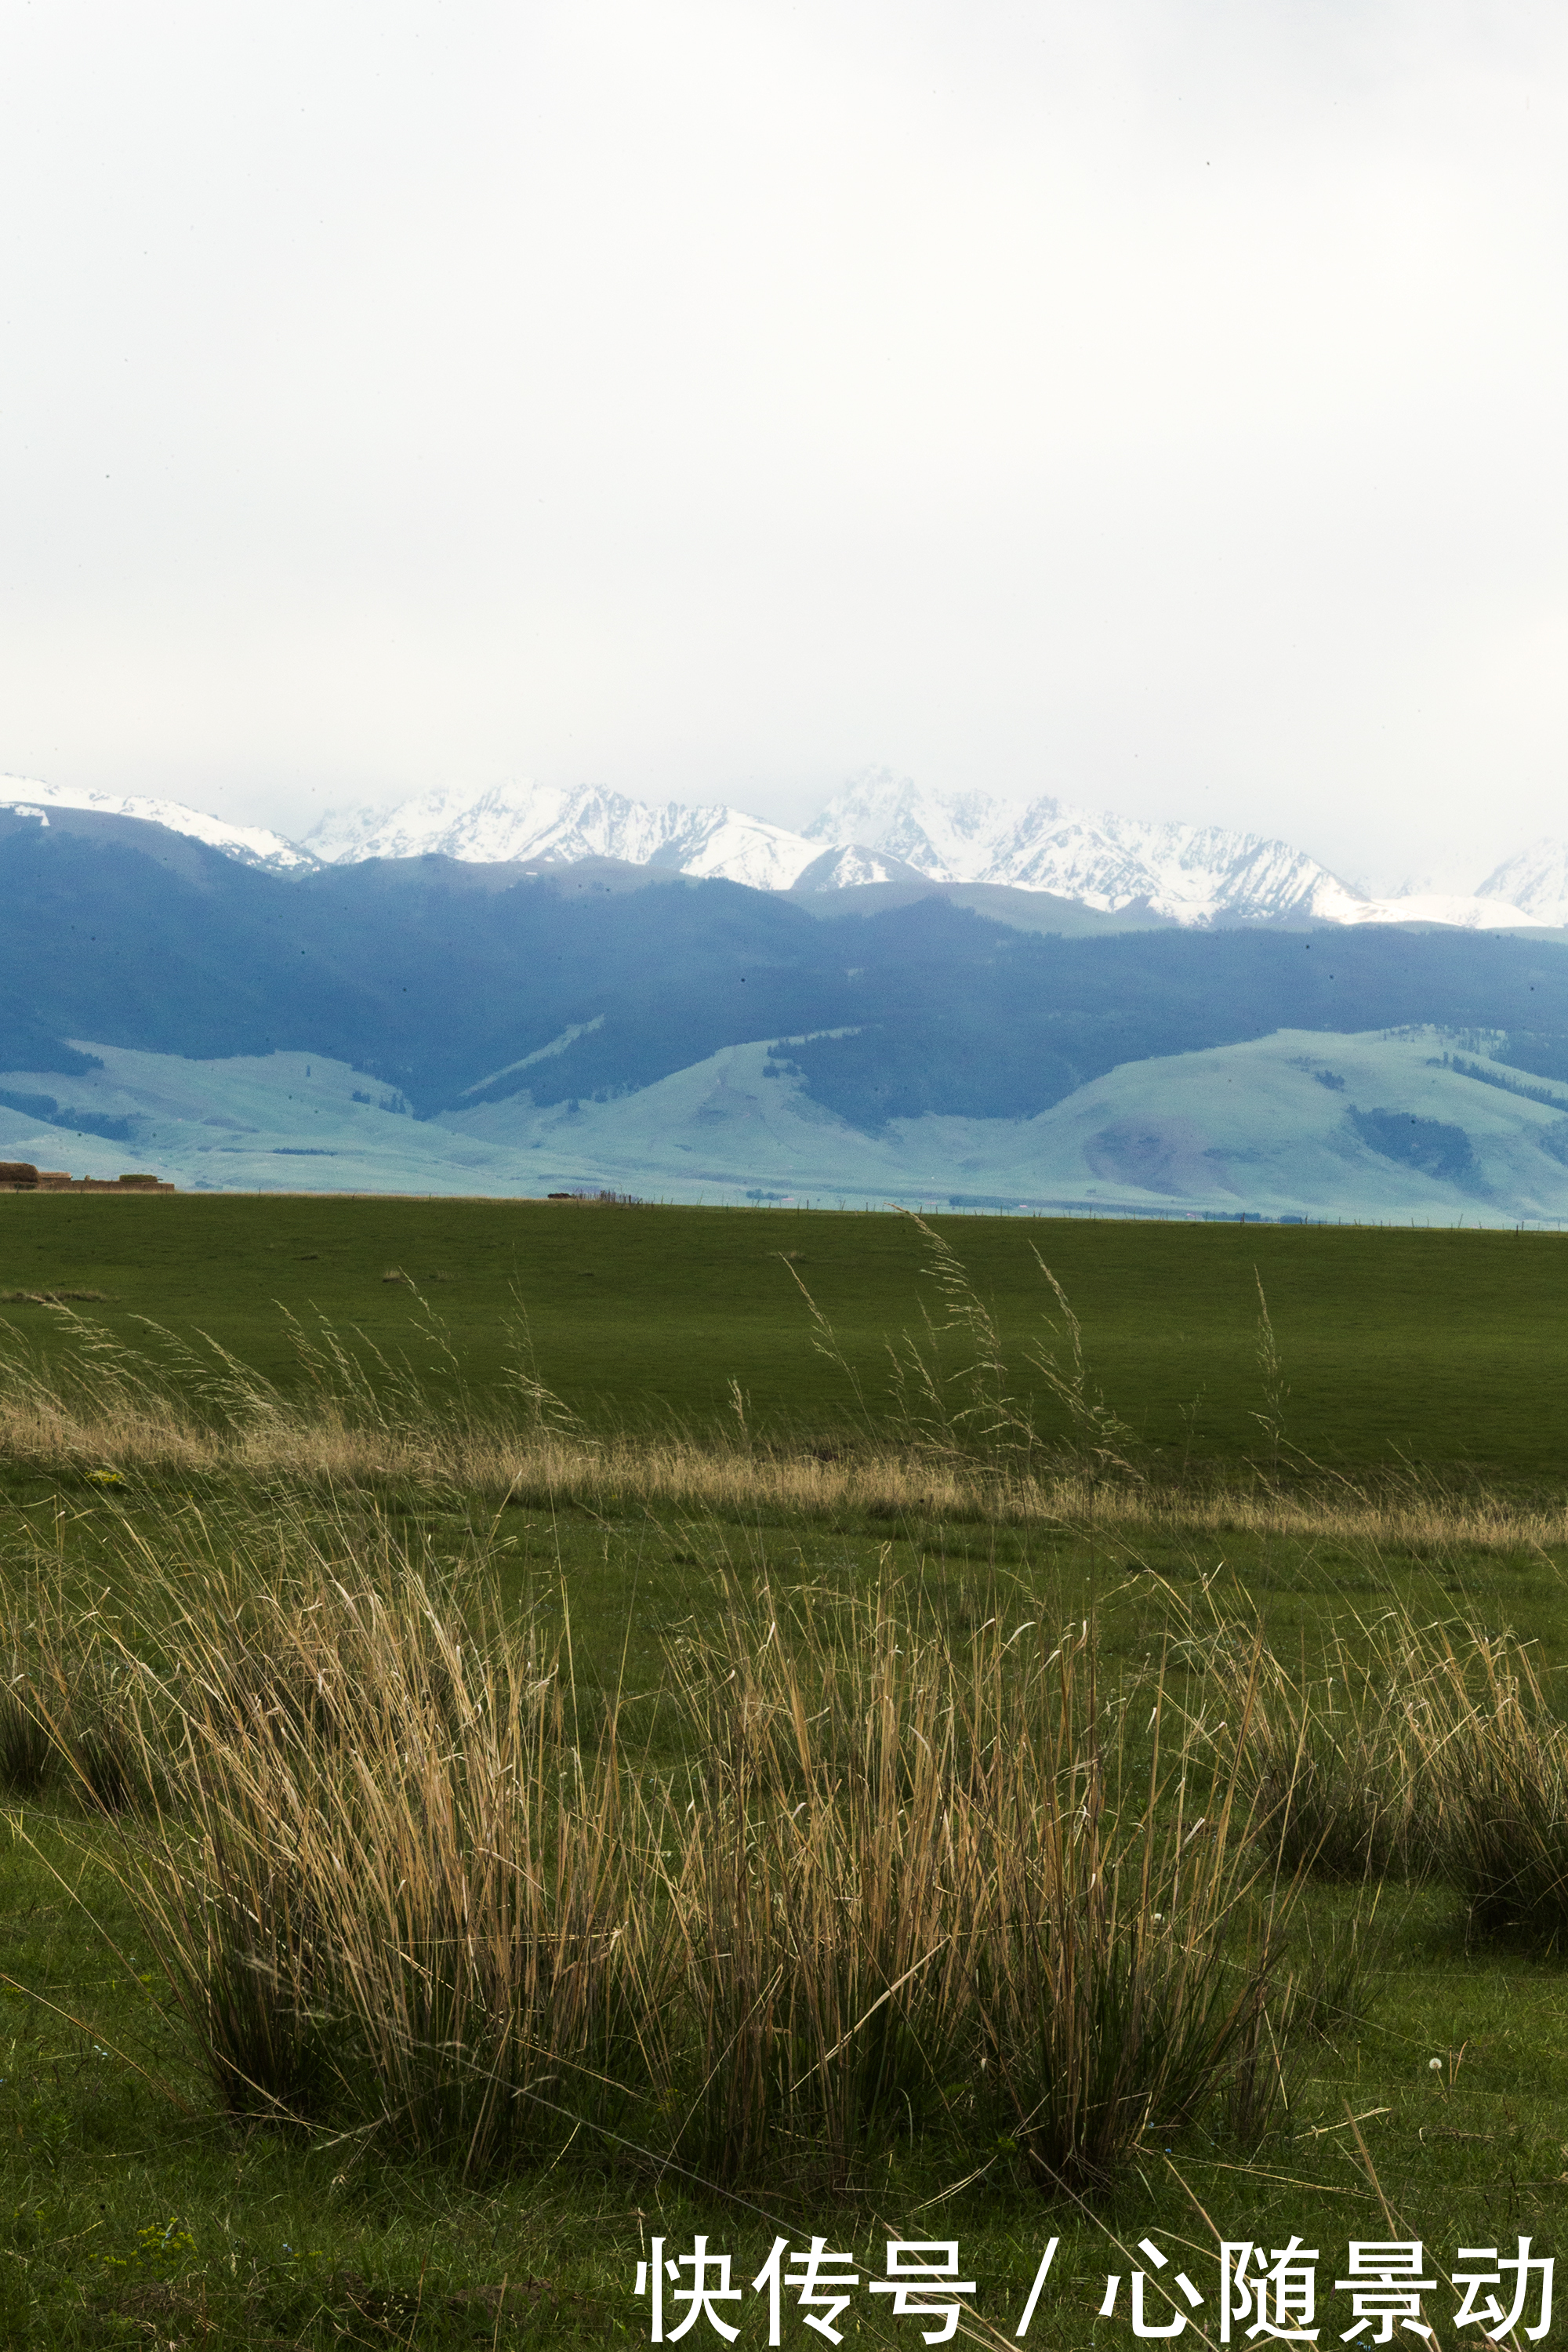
[2,2,1566,894]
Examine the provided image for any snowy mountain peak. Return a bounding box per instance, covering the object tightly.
[0,773,314,873]
[302,771,1552,930]
[12,762,1550,935]
[806,770,1359,924]
[789,843,934,892]
[805,770,1049,884]
[303,779,825,892]
[1478,837,1568,927]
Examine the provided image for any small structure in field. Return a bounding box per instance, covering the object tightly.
[0,1163,174,1193]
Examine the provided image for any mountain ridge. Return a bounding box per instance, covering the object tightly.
[306,772,1555,931]
[1479,837,1568,926]
[5,812,1568,1126]
[5,764,1560,932]
[5,810,1568,1211]
[0,772,313,873]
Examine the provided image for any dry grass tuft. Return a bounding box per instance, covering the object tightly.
[971,1621,1287,2182]
[666,1584,989,2187]
[1226,1617,1445,1884]
[91,1557,678,2172]
[1222,1603,1568,1947]
[3,1534,1309,2194]
[1410,1628,1568,1943]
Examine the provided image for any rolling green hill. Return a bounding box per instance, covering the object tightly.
[7,1023,1568,1224]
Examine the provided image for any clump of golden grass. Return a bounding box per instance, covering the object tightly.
[971,1621,1288,2181]
[1409,1628,1568,1943]
[97,1560,680,2173]
[1223,1603,1568,1945]
[8,1519,1310,2194]
[1225,1617,1444,1883]
[667,1589,1292,2190]
[667,1584,989,2187]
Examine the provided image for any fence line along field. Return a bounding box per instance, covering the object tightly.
[2,1200,1568,2348]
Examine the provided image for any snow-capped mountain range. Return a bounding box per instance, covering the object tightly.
[811,777,1359,924]
[7,767,1568,930]
[1477,839,1568,926]
[0,773,311,873]
[303,771,1566,928]
[303,780,828,893]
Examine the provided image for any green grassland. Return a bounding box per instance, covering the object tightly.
[5,1200,1568,2346]
[7,1494,1568,2348]
[1,1192,1567,1482]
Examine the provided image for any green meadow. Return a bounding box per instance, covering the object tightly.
[0,1192,1566,1478]
[2,1198,1568,2347]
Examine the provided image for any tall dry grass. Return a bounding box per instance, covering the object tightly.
[76,1558,680,2174]
[0,1295,1560,1556]
[1226,1617,1446,1883]
[1225,1605,1568,1946]
[666,1585,1004,2187]
[668,1587,967,2183]
[971,1621,1286,2183]
[5,1527,1309,2193]
[1404,1628,1568,1942]
[667,1592,1296,2188]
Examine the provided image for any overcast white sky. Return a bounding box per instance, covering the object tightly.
[2,1,1566,891]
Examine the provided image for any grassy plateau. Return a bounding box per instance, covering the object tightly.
[2,1196,1568,2347]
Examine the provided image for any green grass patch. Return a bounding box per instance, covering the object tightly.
[1,1196,1567,1481]
[2,1210,1567,2345]
[5,1495,1568,2347]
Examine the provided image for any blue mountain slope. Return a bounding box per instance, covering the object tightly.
[5,811,1568,1138]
